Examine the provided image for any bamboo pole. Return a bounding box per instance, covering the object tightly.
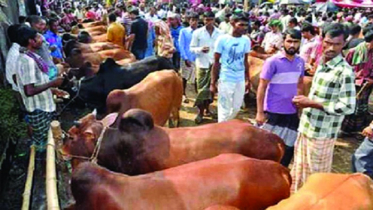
[51,121,62,161]
[46,127,60,210]
[22,145,36,210]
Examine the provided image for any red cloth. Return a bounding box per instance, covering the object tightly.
[86,11,96,20]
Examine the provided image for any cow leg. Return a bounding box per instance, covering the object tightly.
[169,107,180,128]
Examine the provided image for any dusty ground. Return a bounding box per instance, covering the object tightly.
[0,85,362,209]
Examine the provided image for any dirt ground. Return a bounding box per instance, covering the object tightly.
[0,84,362,209]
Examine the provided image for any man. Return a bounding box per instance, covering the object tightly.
[179,13,198,103]
[344,24,364,51]
[352,120,373,179]
[169,13,183,70]
[300,23,320,64]
[74,4,84,21]
[341,26,373,136]
[130,8,148,60]
[262,20,283,54]
[15,26,66,152]
[280,9,291,32]
[28,15,58,80]
[250,20,265,47]
[218,13,233,34]
[190,11,222,124]
[107,12,125,48]
[44,18,63,64]
[211,14,251,123]
[291,23,356,192]
[288,17,300,30]
[256,29,305,167]
[145,7,159,22]
[6,24,22,93]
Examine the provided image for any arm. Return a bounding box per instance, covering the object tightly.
[297,76,304,95]
[107,27,113,42]
[211,53,221,87]
[190,31,203,54]
[24,78,62,97]
[178,30,187,61]
[256,78,270,125]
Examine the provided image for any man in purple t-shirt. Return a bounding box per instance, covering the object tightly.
[256,29,305,167]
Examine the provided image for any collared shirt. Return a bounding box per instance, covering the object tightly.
[178,27,196,62]
[43,30,63,59]
[219,21,233,34]
[15,51,56,113]
[74,9,84,20]
[6,43,20,91]
[145,13,159,22]
[261,52,305,114]
[298,55,356,139]
[190,26,222,68]
[262,31,283,53]
[300,35,320,63]
[345,46,373,86]
[107,22,125,47]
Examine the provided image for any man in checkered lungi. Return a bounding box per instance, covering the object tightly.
[291,23,356,193]
[14,26,66,153]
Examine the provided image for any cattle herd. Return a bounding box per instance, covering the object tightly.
[58,21,373,210]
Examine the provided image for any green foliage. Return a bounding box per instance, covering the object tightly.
[0,88,27,142]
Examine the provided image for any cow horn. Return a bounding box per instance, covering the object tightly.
[73,121,81,128]
[92,109,97,117]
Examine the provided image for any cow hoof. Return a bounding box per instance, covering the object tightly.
[183,96,189,103]
[195,115,203,124]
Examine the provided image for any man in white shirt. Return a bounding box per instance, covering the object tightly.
[190,11,223,124]
[6,24,22,92]
[219,13,233,34]
[280,9,291,32]
[262,20,283,54]
[145,7,159,22]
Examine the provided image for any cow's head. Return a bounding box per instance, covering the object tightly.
[61,112,117,167]
[157,56,175,70]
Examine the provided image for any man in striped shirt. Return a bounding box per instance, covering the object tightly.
[15,26,66,152]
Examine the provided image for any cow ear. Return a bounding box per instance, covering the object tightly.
[119,109,154,132]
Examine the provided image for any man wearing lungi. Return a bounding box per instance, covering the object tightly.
[179,12,198,103]
[190,11,222,124]
[256,29,304,167]
[15,26,66,153]
[291,23,356,192]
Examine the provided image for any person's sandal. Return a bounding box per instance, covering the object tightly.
[195,115,203,124]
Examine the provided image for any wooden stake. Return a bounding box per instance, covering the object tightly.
[50,120,62,161]
[22,145,36,210]
[46,128,60,210]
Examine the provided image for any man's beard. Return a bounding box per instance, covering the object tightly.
[284,47,299,56]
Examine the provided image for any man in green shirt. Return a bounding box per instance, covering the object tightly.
[291,23,356,193]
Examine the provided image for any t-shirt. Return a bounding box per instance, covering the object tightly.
[107,22,125,47]
[260,52,305,114]
[215,34,251,83]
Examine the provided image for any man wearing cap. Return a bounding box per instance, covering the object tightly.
[169,13,183,71]
[262,20,283,54]
[129,8,148,60]
[190,11,223,124]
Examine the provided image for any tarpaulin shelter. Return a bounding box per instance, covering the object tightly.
[279,0,309,4]
[330,0,373,7]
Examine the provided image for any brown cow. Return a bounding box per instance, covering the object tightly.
[61,109,285,175]
[70,154,291,210]
[83,25,107,34]
[205,205,241,210]
[267,173,373,210]
[106,70,182,126]
[81,21,106,28]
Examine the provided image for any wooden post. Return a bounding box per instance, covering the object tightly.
[46,128,60,210]
[51,121,62,162]
[244,0,249,12]
[22,145,36,210]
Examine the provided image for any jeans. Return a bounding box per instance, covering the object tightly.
[352,137,373,179]
[131,48,146,60]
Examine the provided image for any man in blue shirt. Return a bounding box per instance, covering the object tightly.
[169,13,183,70]
[211,14,251,122]
[179,12,198,103]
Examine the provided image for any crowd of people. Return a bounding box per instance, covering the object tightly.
[4,0,373,194]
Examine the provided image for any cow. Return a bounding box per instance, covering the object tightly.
[64,40,122,56]
[81,21,106,28]
[205,206,241,210]
[66,48,135,70]
[61,108,285,175]
[267,173,373,210]
[69,154,291,210]
[106,70,182,126]
[75,57,174,113]
[82,25,107,35]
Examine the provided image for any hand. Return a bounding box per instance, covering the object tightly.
[50,45,57,52]
[292,95,313,108]
[51,77,65,88]
[255,112,267,126]
[185,60,192,68]
[245,80,251,93]
[53,89,69,98]
[362,126,373,139]
[202,46,210,53]
[210,83,217,94]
